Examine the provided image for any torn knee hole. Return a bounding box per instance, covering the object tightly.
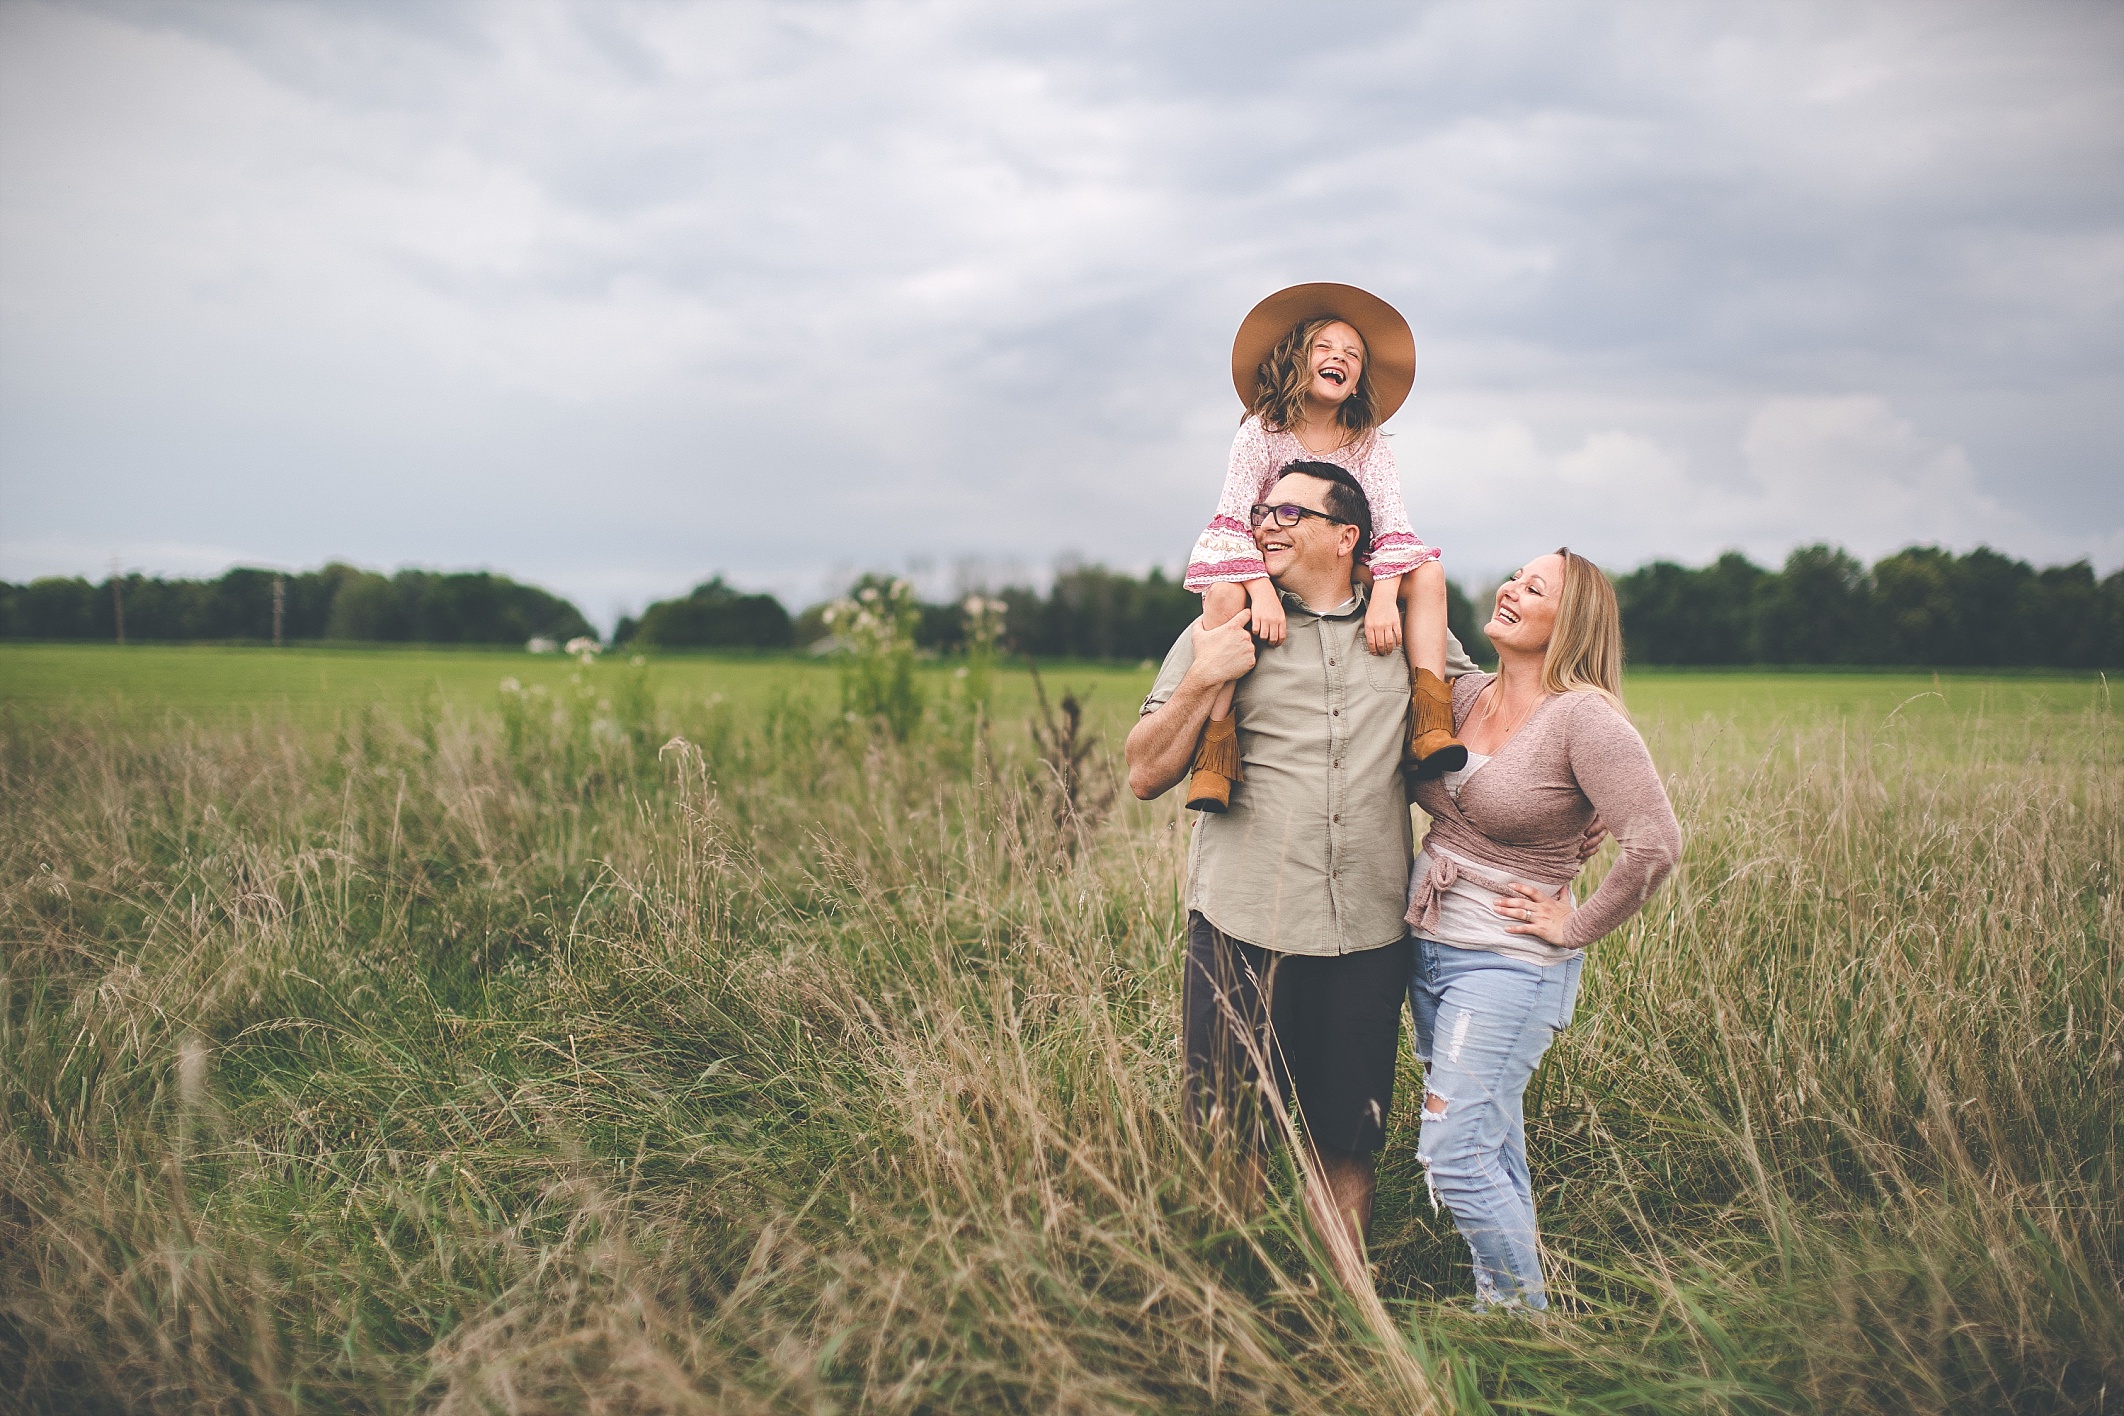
[1423,1092,1449,1119]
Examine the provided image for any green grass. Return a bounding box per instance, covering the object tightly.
[1,644,2118,1413]
[5,641,2109,736]
[0,642,1159,726]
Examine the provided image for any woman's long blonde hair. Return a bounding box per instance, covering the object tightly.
[1246,316,1382,439]
[1541,547,1625,710]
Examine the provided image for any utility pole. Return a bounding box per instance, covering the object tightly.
[110,557,125,646]
[272,573,285,647]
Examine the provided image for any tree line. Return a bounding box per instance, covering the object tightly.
[630,565,1494,663]
[617,565,1228,661]
[9,542,2122,667]
[640,545,2124,669]
[0,565,594,646]
[1614,544,2124,668]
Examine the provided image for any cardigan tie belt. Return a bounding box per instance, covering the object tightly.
[1406,849,1568,937]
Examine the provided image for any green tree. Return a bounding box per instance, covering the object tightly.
[1949,548,2041,666]
[2033,562,2103,668]
[1755,545,1873,663]
[325,571,403,640]
[630,577,794,649]
[1005,564,1196,661]
[1,578,99,639]
[1615,552,1769,664]
[1446,576,1493,666]
[1872,547,1958,664]
[2103,569,2124,667]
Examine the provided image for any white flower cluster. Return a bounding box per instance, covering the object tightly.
[564,635,601,665]
[960,594,1006,651]
[822,578,919,654]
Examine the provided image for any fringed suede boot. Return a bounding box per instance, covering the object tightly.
[1407,669,1469,781]
[1186,714,1243,813]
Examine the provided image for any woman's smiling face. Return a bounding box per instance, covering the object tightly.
[1486,553,1566,652]
[1306,321,1366,407]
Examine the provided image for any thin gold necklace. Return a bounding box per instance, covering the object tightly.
[1471,677,1543,745]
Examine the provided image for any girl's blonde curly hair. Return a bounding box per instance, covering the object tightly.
[1245,316,1382,440]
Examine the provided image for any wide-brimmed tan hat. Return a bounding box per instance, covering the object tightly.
[1231,282,1416,421]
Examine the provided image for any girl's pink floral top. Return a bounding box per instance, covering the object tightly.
[1183,416,1439,591]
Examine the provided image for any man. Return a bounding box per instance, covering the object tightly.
[1127,459,1462,1256]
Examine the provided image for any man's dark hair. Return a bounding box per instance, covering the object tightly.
[1274,460,1372,563]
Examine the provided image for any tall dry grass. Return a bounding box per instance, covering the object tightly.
[1,677,2117,1413]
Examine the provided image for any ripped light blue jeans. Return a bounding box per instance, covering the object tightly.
[1407,937,1583,1310]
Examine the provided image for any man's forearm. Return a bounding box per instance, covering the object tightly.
[1126,670,1224,799]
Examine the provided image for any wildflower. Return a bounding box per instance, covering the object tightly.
[499,677,522,693]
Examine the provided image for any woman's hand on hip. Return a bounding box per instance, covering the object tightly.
[1492,882,1575,947]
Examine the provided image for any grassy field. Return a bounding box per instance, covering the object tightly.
[0,643,1159,726]
[2,644,2118,1413]
[5,640,2108,732]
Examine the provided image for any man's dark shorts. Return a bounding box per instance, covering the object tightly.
[1181,911,1412,1155]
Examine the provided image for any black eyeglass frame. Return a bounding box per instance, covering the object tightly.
[1247,502,1352,530]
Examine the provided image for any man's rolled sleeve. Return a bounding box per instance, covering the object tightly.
[1140,619,1201,716]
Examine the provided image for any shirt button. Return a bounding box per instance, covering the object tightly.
[1331,709,1339,716]
[1333,814,1341,823]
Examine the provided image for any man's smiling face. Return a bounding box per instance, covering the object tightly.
[1254,471,1355,585]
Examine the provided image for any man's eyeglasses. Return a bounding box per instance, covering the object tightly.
[1248,502,1351,530]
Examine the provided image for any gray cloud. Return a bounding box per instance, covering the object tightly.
[3,0,2119,626]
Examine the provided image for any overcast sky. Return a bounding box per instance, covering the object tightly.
[3,0,2120,626]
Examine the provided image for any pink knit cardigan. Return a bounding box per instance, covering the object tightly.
[1407,675,1682,950]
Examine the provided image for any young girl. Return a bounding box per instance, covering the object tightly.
[1183,283,1467,811]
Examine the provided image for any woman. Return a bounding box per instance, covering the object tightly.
[1403,548,1681,1311]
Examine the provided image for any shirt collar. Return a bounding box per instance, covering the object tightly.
[1277,581,1368,621]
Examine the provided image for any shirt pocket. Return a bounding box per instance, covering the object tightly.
[1363,643,1411,693]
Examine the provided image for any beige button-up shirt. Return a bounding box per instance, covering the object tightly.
[1143,586,1424,957]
